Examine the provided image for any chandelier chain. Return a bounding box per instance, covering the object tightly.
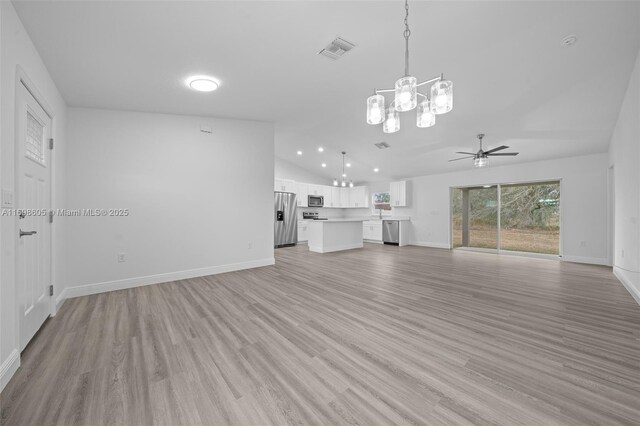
[404,0,411,76]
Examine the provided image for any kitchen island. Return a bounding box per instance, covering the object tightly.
[307,219,364,253]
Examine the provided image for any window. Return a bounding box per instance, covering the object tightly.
[372,192,392,216]
[451,181,560,255]
[26,109,45,166]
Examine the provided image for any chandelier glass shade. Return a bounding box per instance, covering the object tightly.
[430,80,453,114]
[383,106,400,134]
[366,0,453,132]
[416,100,435,128]
[366,94,385,124]
[394,76,417,112]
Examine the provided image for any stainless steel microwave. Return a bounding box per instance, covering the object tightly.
[308,195,324,207]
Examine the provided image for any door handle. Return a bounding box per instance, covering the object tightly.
[19,229,37,237]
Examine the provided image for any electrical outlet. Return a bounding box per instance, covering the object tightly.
[248,242,253,250]
[117,253,126,263]
[621,249,625,258]
[1,189,14,207]
[580,241,587,247]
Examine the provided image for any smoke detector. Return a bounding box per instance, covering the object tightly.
[561,34,578,47]
[318,37,356,60]
[374,142,390,149]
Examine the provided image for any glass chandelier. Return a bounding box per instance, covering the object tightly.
[366,0,453,133]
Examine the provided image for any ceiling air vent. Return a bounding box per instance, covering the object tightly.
[318,37,355,60]
[375,142,390,149]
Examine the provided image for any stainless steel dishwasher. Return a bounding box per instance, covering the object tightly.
[382,220,399,245]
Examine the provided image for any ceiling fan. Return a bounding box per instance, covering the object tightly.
[449,134,519,168]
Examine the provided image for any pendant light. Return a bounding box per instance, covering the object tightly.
[333,152,353,187]
[366,0,453,132]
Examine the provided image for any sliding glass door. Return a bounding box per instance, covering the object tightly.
[451,181,560,255]
[451,186,498,251]
[500,182,560,254]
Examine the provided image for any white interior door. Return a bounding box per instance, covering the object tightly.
[16,83,52,350]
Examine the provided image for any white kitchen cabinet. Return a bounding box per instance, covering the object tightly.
[297,221,310,242]
[390,180,408,207]
[340,187,350,208]
[295,183,308,207]
[307,184,323,196]
[275,178,295,193]
[327,187,342,208]
[349,186,369,208]
[362,220,383,242]
[320,185,334,207]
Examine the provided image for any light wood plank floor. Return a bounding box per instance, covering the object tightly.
[2,244,640,425]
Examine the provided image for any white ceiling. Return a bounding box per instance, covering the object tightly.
[13,1,640,183]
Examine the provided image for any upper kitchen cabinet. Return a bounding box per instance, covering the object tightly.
[275,178,295,193]
[328,187,342,208]
[274,178,369,209]
[307,184,323,196]
[340,187,350,208]
[390,180,409,207]
[295,182,308,207]
[349,186,369,208]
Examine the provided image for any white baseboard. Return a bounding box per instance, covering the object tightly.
[411,241,451,249]
[0,349,20,392]
[562,255,610,266]
[613,266,640,306]
[62,257,275,300]
[309,243,363,253]
[55,288,68,312]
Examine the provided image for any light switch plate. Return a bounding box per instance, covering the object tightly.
[2,189,14,207]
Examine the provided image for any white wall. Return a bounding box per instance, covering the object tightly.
[63,108,274,298]
[364,153,610,264]
[609,50,640,304]
[0,1,68,391]
[275,157,328,186]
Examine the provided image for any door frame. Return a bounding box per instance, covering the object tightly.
[607,166,614,266]
[14,66,57,332]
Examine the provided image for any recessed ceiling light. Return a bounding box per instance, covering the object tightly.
[483,185,491,188]
[318,147,324,152]
[297,150,303,155]
[561,34,578,47]
[373,168,379,172]
[346,163,351,167]
[186,75,220,92]
[321,163,327,168]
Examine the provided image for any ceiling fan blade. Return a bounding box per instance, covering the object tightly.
[448,156,475,162]
[487,152,519,156]
[483,145,509,154]
[455,151,476,155]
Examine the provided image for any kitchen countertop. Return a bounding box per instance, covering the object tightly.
[307,218,366,223]
[359,216,411,221]
[300,216,410,223]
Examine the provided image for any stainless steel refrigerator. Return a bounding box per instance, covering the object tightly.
[274,192,297,248]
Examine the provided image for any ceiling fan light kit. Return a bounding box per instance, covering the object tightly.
[367,0,453,133]
[474,157,488,168]
[449,134,519,168]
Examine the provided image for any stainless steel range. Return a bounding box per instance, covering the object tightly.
[302,212,328,220]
